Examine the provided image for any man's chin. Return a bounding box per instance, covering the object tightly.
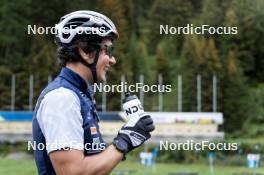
[97,75,106,83]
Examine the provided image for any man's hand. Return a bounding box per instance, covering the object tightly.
[113,114,155,154]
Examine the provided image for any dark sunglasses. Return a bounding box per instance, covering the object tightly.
[77,42,115,58]
[90,43,114,58]
[100,44,114,58]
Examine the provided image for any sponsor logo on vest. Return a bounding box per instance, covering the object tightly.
[90,126,97,135]
[93,137,100,144]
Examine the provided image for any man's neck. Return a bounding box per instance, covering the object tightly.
[66,63,93,85]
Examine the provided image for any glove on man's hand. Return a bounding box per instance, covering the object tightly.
[113,114,155,154]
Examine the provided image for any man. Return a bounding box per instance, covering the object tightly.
[32,10,155,175]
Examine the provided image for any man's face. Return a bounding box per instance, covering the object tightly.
[96,38,116,82]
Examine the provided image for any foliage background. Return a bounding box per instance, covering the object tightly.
[0,0,264,137]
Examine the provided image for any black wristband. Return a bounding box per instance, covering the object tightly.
[112,138,128,161]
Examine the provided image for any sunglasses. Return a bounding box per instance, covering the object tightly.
[77,42,115,58]
[91,43,114,58]
[100,44,114,58]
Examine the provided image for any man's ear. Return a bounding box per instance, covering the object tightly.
[78,47,95,64]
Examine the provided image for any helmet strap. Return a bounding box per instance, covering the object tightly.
[77,47,100,84]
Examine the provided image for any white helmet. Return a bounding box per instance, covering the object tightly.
[55,10,119,45]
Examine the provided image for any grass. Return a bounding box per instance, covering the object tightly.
[113,161,264,175]
[0,158,263,175]
[0,158,37,175]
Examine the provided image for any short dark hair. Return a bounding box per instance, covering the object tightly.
[57,35,103,67]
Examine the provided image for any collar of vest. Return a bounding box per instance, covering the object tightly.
[59,67,94,98]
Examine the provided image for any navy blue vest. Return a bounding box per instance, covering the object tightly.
[32,67,105,175]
